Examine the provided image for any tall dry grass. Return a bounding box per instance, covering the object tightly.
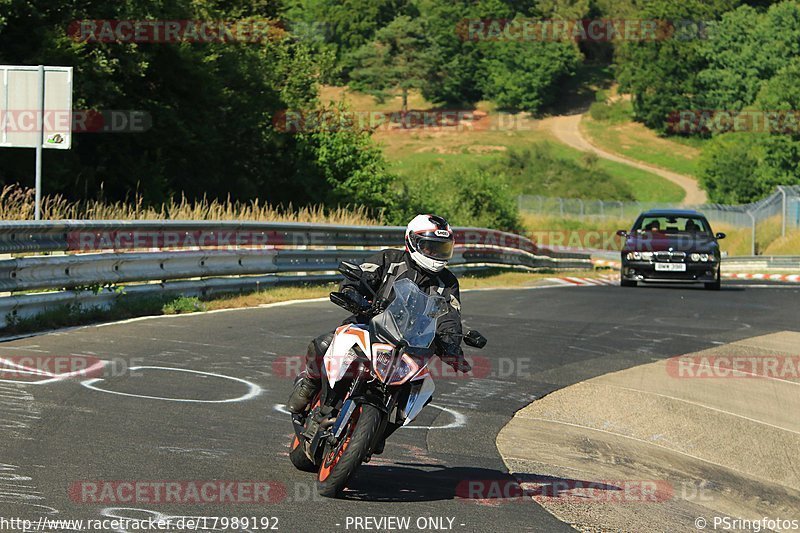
[0,185,381,225]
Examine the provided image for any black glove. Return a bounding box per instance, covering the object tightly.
[367,298,387,316]
[440,341,471,373]
[442,354,472,373]
[342,287,370,313]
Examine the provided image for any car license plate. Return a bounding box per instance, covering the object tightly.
[655,263,686,272]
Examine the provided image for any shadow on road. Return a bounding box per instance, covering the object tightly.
[342,464,622,504]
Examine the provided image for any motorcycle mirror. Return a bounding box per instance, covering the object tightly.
[464,330,487,349]
[338,261,362,281]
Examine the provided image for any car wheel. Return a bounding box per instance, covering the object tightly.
[705,271,721,291]
[621,279,637,287]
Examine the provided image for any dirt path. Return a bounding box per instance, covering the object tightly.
[543,114,708,205]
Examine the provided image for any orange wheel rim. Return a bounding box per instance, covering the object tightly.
[318,405,362,482]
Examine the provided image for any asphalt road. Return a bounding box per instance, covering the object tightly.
[1,280,798,533]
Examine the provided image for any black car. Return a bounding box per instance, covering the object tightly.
[617,210,726,290]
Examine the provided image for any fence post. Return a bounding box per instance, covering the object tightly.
[748,210,756,255]
[780,186,787,237]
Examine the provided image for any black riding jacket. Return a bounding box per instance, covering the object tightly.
[340,248,464,357]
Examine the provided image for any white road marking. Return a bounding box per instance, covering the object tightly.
[81,366,263,403]
[0,357,108,385]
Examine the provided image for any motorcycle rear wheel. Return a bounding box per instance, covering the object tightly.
[316,403,382,498]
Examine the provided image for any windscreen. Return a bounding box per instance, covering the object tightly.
[633,216,712,234]
[371,278,448,348]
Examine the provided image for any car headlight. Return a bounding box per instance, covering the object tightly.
[700,253,709,262]
[626,252,633,260]
[632,252,642,260]
[640,252,653,260]
[691,253,701,262]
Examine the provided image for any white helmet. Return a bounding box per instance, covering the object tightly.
[405,214,455,273]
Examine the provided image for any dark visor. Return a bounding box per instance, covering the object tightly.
[417,237,454,260]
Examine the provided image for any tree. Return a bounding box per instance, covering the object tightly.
[699,133,800,203]
[613,0,741,131]
[697,2,800,110]
[282,0,413,80]
[478,32,582,113]
[0,0,398,212]
[349,15,433,112]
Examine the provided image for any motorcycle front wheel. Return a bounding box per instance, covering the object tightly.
[316,403,382,498]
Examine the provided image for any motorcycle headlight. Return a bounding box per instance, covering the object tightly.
[372,347,393,382]
[389,354,420,385]
[691,253,701,262]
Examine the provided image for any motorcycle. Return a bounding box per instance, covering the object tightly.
[288,261,487,497]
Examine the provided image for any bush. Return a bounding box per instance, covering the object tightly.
[293,102,397,211]
[699,133,800,203]
[485,145,636,201]
[390,166,521,233]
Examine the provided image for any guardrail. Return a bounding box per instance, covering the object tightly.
[721,255,800,271]
[0,221,592,329]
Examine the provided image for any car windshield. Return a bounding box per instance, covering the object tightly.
[370,278,448,348]
[633,216,711,234]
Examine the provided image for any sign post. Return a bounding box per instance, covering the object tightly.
[0,65,73,220]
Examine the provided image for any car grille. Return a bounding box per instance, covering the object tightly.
[654,251,686,262]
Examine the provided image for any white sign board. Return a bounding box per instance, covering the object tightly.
[0,65,73,149]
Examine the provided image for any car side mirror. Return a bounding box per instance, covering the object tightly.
[616,230,628,237]
[715,232,726,240]
[338,261,362,281]
[464,330,487,349]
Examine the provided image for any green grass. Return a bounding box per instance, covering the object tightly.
[545,140,686,203]
[382,127,685,203]
[581,113,704,179]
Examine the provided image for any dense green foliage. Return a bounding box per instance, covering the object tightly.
[598,0,800,203]
[349,15,433,111]
[0,0,393,209]
[393,143,639,232]
[3,0,799,220]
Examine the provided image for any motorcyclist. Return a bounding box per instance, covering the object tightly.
[287,214,472,415]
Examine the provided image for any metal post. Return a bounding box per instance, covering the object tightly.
[748,210,756,256]
[34,64,44,221]
[779,186,787,237]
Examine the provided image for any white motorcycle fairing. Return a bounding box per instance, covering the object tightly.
[324,324,370,388]
[323,324,436,426]
[399,371,435,426]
